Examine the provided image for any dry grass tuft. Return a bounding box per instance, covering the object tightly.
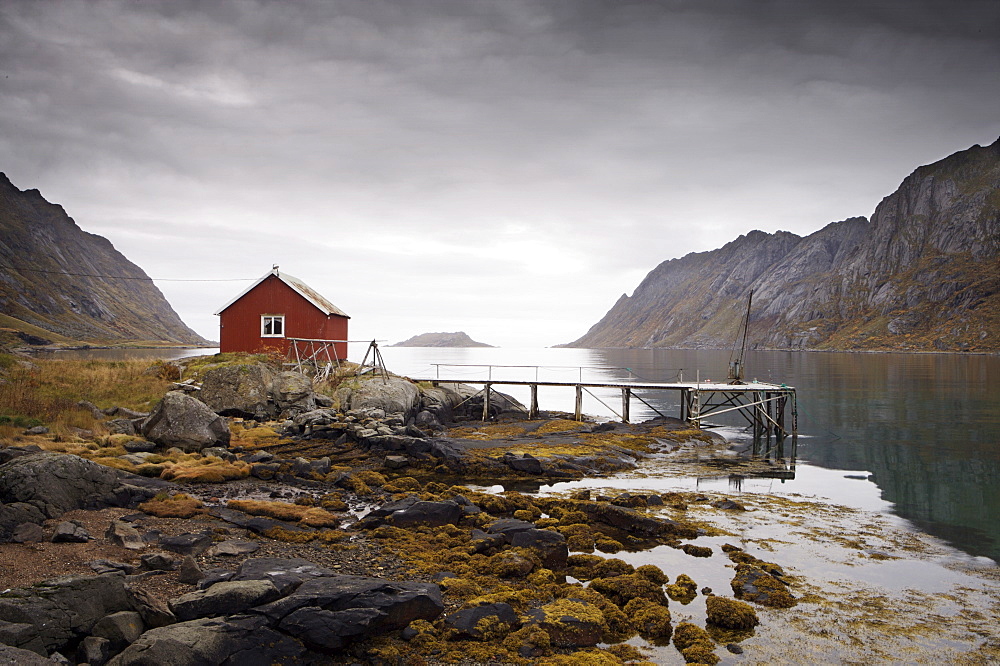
[160,459,250,483]
[139,493,207,518]
[227,499,340,528]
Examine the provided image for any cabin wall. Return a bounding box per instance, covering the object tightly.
[218,275,349,359]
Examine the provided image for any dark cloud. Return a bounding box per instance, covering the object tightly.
[1,0,998,345]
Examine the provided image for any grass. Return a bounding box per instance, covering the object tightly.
[0,356,172,441]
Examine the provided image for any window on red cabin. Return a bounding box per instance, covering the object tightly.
[261,315,285,337]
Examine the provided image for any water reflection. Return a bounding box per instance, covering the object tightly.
[591,349,1000,563]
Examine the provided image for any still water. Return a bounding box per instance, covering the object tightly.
[370,345,1000,564]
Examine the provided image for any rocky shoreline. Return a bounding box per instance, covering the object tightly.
[2,355,997,664]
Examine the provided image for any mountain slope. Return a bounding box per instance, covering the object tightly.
[0,173,207,345]
[566,138,1000,352]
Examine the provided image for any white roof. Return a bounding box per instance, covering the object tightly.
[214,268,349,317]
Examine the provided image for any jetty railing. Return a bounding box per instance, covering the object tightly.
[407,364,797,438]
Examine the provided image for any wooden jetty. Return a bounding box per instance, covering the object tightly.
[408,364,797,439]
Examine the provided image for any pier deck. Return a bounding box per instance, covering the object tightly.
[408,372,797,438]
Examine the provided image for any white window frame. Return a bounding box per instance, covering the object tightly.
[261,315,285,338]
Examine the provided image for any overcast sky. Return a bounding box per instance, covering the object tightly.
[2,0,999,348]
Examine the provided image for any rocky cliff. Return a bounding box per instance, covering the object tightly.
[566,138,1000,352]
[0,173,208,345]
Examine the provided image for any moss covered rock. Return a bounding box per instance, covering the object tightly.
[705,595,759,630]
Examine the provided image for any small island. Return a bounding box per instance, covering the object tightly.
[391,331,495,348]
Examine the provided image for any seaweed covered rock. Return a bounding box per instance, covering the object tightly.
[589,574,668,607]
[579,502,696,538]
[673,622,718,664]
[731,563,796,608]
[509,529,568,569]
[623,597,672,639]
[527,599,606,648]
[666,574,698,603]
[253,575,444,652]
[443,602,520,640]
[705,595,759,630]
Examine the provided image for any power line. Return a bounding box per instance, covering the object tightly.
[0,264,254,282]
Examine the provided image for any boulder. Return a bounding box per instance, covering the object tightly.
[485,518,538,542]
[0,644,54,665]
[581,502,696,538]
[51,520,90,543]
[140,392,230,452]
[443,602,519,640]
[11,522,45,543]
[0,574,146,656]
[159,532,214,557]
[177,556,204,585]
[271,371,316,416]
[105,521,145,550]
[207,540,260,557]
[389,500,463,528]
[76,636,112,666]
[107,615,305,666]
[503,452,544,474]
[228,557,337,595]
[0,452,171,541]
[169,580,283,621]
[253,575,444,652]
[509,529,569,569]
[383,455,409,469]
[90,611,144,651]
[198,363,276,420]
[337,376,421,419]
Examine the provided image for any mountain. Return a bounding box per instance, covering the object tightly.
[566,138,1000,352]
[391,332,495,347]
[0,173,208,345]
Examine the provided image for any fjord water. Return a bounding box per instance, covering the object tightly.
[372,345,1000,564]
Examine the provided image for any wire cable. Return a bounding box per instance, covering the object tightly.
[0,264,255,282]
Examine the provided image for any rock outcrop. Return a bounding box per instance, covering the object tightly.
[0,451,172,541]
[565,138,1000,352]
[0,172,207,345]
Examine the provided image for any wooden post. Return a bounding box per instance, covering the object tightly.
[765,392,773,439]
[574,385,583,421]
[792,392,798,436]
[622,388,631,424]
[776,394,786,439]
[482,384,491,421]
[529,384,539,420]
[752,391,762,441]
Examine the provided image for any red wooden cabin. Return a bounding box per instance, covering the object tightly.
[215,267,350,359]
